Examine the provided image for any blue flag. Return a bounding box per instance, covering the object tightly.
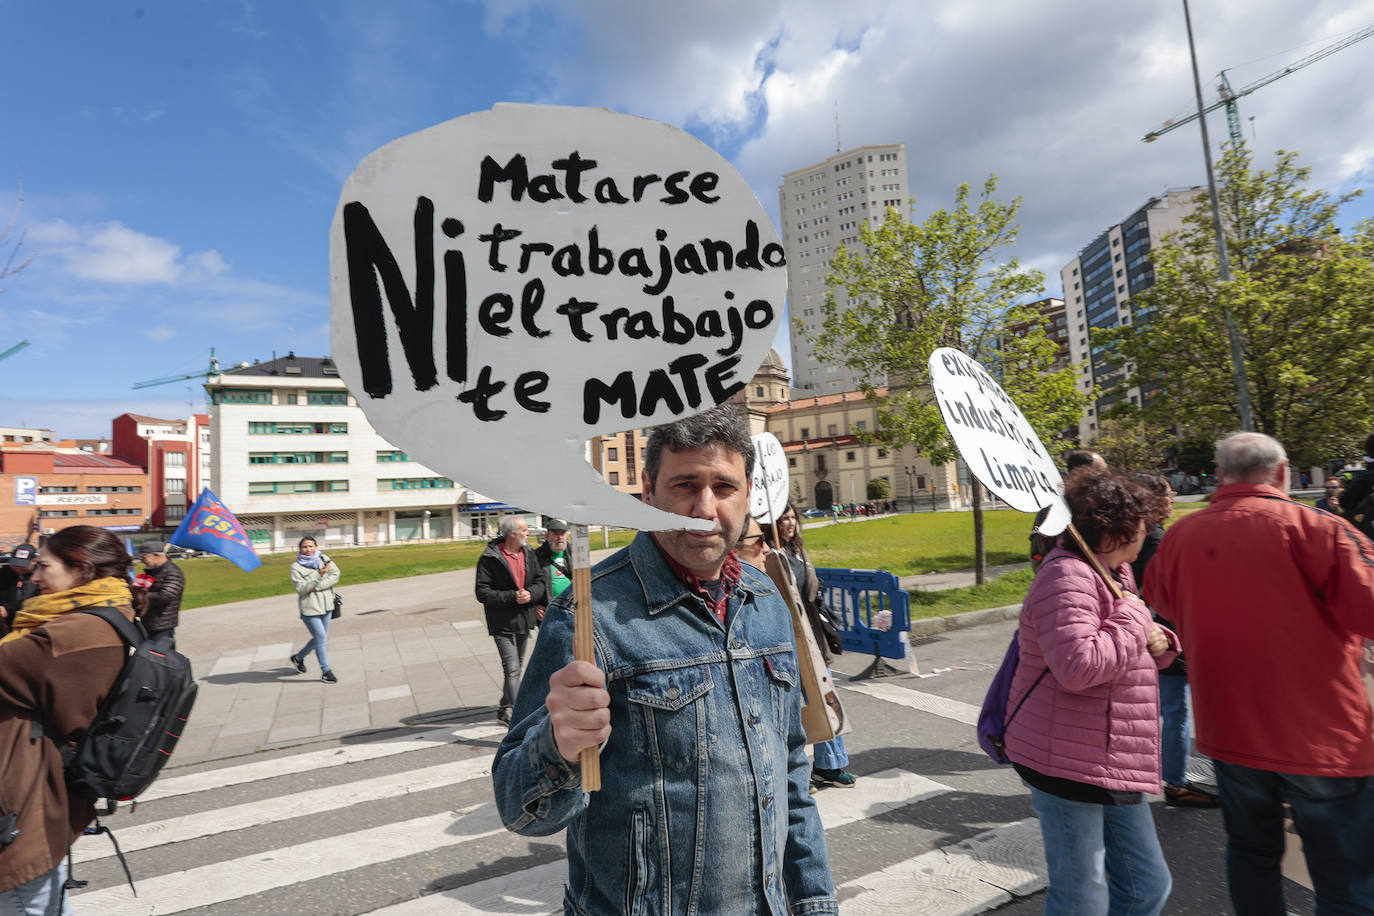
[169,488,262,572]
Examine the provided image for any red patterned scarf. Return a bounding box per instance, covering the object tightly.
[653,537,743,623]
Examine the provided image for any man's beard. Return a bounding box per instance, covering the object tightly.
[656,516,745,577]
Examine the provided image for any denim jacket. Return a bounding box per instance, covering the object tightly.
[492,532,838,915]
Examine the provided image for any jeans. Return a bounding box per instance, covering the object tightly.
[1158,675,1190,785]
[814,736,849,770]
[1027,783,1171,916]
[298,613,331,672]
[1214,759,1374,915]
[493,632,529,710]
[0,861,72,915]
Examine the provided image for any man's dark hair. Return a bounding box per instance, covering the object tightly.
[1065,449,1104,472]
[644,404,755,489]
[1364,432,1374,462]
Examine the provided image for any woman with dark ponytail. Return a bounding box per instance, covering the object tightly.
[0,526,143,912]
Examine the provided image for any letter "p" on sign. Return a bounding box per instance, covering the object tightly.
[13,477,36,506]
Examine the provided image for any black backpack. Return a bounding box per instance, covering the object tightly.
[57,608,198,813]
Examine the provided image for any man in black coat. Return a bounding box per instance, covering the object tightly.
[474,517,548,725]
[0,544,40,636]
[137,541,185,639]
[1339,432,1374,541]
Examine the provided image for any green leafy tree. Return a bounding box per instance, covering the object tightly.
[1089,410,1168,474]
[1103,146,1374,468]
[866,477,891,500]
[809,176,1090,582]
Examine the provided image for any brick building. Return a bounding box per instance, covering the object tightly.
[112,413,211,526]
[0,448,150,550]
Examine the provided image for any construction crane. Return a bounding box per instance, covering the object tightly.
[133,348,248,389]
[0,340,29,363]
[1143,24,1374,145]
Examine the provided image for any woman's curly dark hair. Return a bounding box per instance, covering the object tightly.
[1062,469,1170,554]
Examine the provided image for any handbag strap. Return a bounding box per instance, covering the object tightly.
[1005,665,1049,730]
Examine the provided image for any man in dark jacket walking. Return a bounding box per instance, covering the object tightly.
[475,517,547,725]
[0,545,40,635]
[137,541,185,638]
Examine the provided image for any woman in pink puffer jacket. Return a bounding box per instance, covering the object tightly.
[1005,470,1178,916]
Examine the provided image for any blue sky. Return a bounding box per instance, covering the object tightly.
[3,0,1372,437]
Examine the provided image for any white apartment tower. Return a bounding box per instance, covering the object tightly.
[780,144,909,394]
[1060,188,1200,441]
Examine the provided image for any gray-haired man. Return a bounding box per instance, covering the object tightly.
[475,515,548,725]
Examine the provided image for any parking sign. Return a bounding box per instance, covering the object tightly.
[14,477,36,505]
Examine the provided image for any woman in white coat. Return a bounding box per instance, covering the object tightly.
[288,536,341,683]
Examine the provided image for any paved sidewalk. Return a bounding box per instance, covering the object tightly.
[170,550,1025,769]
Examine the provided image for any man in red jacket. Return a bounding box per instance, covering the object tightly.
[1148,431,1374,915]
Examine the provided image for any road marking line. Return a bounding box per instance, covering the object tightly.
[841,680,982,725]
[815,767,952,829]
[369,684,414,702]
[840,817,1047,914]
[206,651,256,677]
[75,754,495,864]
[367,861,567,915]
[72,803,508,915]
[251,642,294,665]
[362,768,952,915]
[140,723,505,801]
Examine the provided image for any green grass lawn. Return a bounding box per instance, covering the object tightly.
[179,504,1210,613]
[802,510,1033,574]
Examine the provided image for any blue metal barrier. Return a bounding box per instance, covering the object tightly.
[816,568,910,679]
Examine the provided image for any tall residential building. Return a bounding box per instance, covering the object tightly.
[112,412,211,526]
[1061,188,1200,440]
[205,353,524,551]
[780,143,909,394]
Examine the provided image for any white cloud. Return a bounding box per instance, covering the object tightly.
[497,0,1374,284]
[31,220,230,286]
[144,325,177,342]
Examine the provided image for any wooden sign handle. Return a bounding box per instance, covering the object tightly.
[1063,522,1125,600]
[570,525,600,792]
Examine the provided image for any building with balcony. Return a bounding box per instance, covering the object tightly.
[206,353,522,551]
[1061,188,1200,439]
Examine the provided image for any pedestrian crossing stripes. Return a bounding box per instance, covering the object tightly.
[73,756,494,865]
[67,708,1046,914]
[841,679,983,725]
[138,723,505,802]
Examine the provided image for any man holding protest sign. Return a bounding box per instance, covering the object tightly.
[492,405,837,915]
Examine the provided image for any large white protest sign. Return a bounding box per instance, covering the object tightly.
[750,432,789,523]
[329,105,785,530]
[927,347,1070,535]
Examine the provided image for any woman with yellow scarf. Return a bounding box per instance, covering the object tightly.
[0,526,146,913]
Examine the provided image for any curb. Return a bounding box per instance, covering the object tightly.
[910,604,1020,638]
